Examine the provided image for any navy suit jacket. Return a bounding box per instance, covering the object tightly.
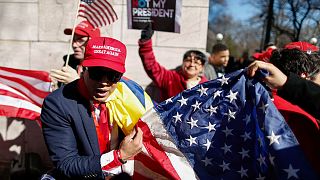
[41,80,104,179]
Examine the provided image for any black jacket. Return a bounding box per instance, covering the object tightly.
[278,73,320,120]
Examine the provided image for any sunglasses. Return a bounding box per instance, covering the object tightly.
[87,67,122,83]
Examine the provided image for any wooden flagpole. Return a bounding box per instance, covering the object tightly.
[65,0,82,67]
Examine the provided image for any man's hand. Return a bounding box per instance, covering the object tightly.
[50,65,79,84]
[118,127,143,161]
[247,61,287,89]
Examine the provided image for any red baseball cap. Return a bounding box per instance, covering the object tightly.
[252,47,275,62]
[82,37,127,73]
[64,21,100,38]
[284,41,319,53]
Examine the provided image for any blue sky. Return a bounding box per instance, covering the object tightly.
[226,0,257,21]
[209,0,257,22]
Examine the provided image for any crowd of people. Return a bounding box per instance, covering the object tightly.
[40,21,320,179]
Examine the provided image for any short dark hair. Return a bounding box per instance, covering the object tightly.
[270,48,320,80]
[183,50,207,65]
[211,43,229,54]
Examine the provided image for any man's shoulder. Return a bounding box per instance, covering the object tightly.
[45,80,79,101]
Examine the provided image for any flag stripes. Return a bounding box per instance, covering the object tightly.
[0,67,51,106]
[79,0,118,28]
[0,66,51,121]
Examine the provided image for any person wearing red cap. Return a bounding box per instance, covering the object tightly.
[41,37,153,179]
[50,21,101,88]
[270,41,320,85]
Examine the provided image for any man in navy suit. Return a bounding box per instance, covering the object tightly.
[41,37,148,179]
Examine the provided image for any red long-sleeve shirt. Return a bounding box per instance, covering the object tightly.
[138,39,207,102]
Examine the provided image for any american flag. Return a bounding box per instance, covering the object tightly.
[134,69,318,179]
[79,0,118,28]
[0,66,51,123]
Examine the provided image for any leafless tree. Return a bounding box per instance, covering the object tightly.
[248,0,320,43]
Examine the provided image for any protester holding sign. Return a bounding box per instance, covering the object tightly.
[138,26,208,102]
[127,0,182,33]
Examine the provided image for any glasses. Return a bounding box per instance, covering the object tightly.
[183,56,203,65]
[87,67,122,83]
[73,36,89,46]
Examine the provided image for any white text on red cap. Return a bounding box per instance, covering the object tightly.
[92,45,121,56]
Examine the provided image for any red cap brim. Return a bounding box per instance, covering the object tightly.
[64,28,89,37]
[82,59,125,73]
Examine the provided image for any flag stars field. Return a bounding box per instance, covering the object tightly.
[238,148,250,159]
[191,100,201,111]
[204,122,216,132]
[140,69,318,179]
[266,130,281,145]
[202,157,213,166]
[187,117,198,129]
[237,166,248,178]
[257,154,267,167]
[219,160,230,172]
[165,97,173,104]
[241,131,251,141]
[203,139,211,151]
[173,112,182,123]
[177,96,188,107]
[283,164,300,179]
[222,126,233,137]
[226,90,238,103]
[197,85,208,97]
[186,135,197,146]
[221,143,232,154]
[205,105,218,116]
[217,75,229,86]
[213,90,223,99]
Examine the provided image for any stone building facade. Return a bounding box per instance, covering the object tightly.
[0,0,209,178]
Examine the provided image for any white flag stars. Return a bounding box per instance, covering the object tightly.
[226,90,238,103]
[173,112,182,123]
[283,164,300,179]
[226,109,236,121]
[204,122,216,132]
[205,105,218,116]
[203,139,211,151]
[177,96,188,107]
[197,85,208,97]
[213,90,223,99]
[266,131,281,145]
[218,75,229,86]
[186,135,197,146]
[187,117,198,129]
[191,100,201,111]
[165,97,173,104]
